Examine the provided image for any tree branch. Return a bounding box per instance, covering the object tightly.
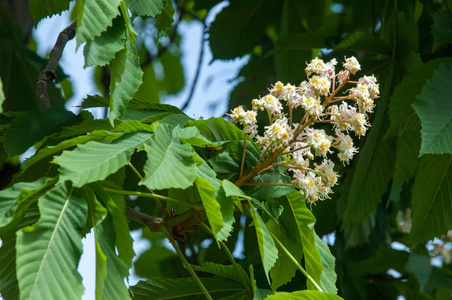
[36,21,76,109]
[125,206,162,228]
[180,21,206,111]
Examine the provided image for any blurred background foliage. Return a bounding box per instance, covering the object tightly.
[1,0,452,299]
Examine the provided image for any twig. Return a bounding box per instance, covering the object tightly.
[180,21,207,110]
[36,21,76,109]
[125,206,162,227]
[239,135,247,178]
[161,226,213,300]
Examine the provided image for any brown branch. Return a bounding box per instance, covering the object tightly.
[36,21,77,109]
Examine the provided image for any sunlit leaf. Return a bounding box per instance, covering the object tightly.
[126,0,166,17]
[96,214,131,299]
[265,290,343,300]
[84,16,126,67]
[109,45,143,123]
[140,123,197,190]
[76,0,121,46]
[54,132,151,187]
[16,184,87,299]
[195,176,224,240]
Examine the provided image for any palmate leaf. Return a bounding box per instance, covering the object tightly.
[28,0,71,26]
[140,123,198,190]
[84,16,126,67]
[157,0,175,39]
[410,154,452,245]
[16,184,87,300]
[186,117,245,142]
[265,290,343,300]
[109,45,144,123]
[131,277,246,300]
[76,0,121,46]
[54,131,151,187]
[334,32,392,55]
[412,62,452,155]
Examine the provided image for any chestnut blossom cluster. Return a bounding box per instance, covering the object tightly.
[229,56,379,203]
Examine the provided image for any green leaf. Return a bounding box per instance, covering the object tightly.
[173,125,223,148]
[334,32,392,55]
[242,173,294,200]
[191,262,250,286]
[264,290,343,300]
[96,214,131,300]
[4,108,78,157]
[29,0,71,26]
[54,131,151,187]
[315,234,337,294]
[157,0,175,39]
[126,0,166,17]
[285,191,322,290]
[247,201,278,284]
[406,253,452,293]
[412,62,452,155]
[432,12,452,49]
[0,205,40,300]
[76,0,121,46]
[140,124,198,190]
[84,16,126,67]
[109,45,144,123]
[93,184,135,268]
[0,179,50,229]
[392,127,421,189]
[387,58,452,136]
[195,176,224,240]
[208,1,276,60]
[131,277,246,299]
[20,130,125,176]
[267,217,303,291]
[197,162,234,241]
[410,154,452,245]
[187,117,245,142]
[342,68,396,224]
[16,184,87,300]
[268,32,329,56]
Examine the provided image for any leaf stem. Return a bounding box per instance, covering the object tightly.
[239,135,247,179]
[128,162,167,216]
[269,231,323,292]
[161,227,213,300]
[103,187,204,210]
